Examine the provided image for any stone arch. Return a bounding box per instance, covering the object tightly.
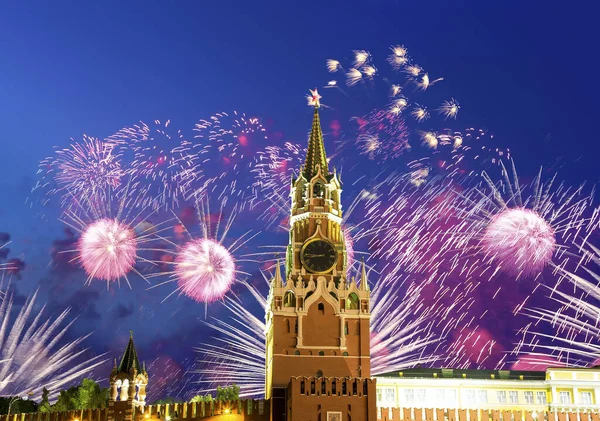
[283,290,296,308]
[346,292,359,310]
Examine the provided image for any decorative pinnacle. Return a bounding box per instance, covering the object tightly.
[360,258,369,291]
[303,91,329,180]
[274,260,283,287]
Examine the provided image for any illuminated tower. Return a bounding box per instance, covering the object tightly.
[265,90,372,420]
[108,331,148,421]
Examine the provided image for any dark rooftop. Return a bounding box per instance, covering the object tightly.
[374,367,546,381]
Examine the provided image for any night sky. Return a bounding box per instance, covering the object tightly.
[1,0,599,401]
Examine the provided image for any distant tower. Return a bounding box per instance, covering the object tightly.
[265,90,373,421]
[108,331,148,421]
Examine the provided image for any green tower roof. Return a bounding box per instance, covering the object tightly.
[118,331,142,374]
[303,104,329,180]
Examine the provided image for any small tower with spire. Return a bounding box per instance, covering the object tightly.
[108,331,148,421]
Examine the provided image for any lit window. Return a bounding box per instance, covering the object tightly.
[376,388,382,402]
[258,401,264,416]
[509,391,519,404]
[404,389,414,403]
[416,389,426,403]
[497,391,507,404]
[559,391,571,405]
[465,390,476,404]
[580,392,593,405]
[477,390,488,404]
[384,388,395,404]
[536,392,547,405]
[446,389,457,406]
[435,389,445,403]
[524,391,534,404]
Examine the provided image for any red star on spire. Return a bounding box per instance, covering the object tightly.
[307,88,322,108]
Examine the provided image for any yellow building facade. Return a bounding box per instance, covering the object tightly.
[375,367,600,413]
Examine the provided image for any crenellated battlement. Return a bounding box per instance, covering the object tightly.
[376,407,600,421]
[0,400,270,421]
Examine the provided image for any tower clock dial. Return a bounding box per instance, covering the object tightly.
[300,239,337,273]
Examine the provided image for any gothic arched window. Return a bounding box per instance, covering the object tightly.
[346,293,359,310]
[283,291,296,308]
[313,182,324,198]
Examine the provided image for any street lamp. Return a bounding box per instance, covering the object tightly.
[6,391,34,419]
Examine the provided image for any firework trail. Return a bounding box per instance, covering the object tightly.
[195,265,465,397]
[514,244,600,368]
[148,197,257,304]
[0,289,106,399]
[35,135,123,210]
[108,120,203,211]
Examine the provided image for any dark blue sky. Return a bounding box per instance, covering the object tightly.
[0,0,599,399]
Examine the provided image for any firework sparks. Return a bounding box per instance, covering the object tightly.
[79,218,138,282]
[326,59,341,73]
[353,50,370,68]
[346,68,363,87]
[109,120,203,211]
[387,45,408,70]
[0,290,106,399]
[482,209,556,278]
[37,135,123,209]
[439,99,461,119]
[411,105,430,122]
[149,198,255,304]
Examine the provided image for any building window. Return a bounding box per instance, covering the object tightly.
[294,350,300,355]
[416,389,426,404]
[377,388,382,402]
[524,391,534,405]
[509,391,519,404]
[559,391,571,405]
[497,391,507,404]
[318,303,325,314]
[404,388,414,403]
[383,388,395,404]
[536,392,547,405]
[342,381,347,395]
[301,381,305,394]
[465,390,476,404]
[477,390,488,404]
[258,401,264,416]
[446,389,457,406]
[311,381,316,395]
[319,351,325,356]
[343,351,348,356]
[580,391,593,405]
[332,380,337,395]
[344,322,348,335]
[316,369,323,378]
[284,291,296,307]
[435,389,445,403]
[322,381,326,394]
[295,320,298,333]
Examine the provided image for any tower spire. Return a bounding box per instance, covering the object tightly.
[360,258,369,291]
[273,259,283,288]
[118,330,142,373]
[303,88,329,180]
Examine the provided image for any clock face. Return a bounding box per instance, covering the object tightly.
[301,239,338,273]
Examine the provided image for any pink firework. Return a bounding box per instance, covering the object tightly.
[482,208,556,277]
[175,238,236,303]
[79,218,138,282]
[343,227,355,271]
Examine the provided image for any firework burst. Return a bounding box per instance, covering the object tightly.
[149,197,256,304]
[0,290,106,399]
[108,119,203,211]
[36,135,123,209]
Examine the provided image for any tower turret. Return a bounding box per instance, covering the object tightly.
[108,331,148,421]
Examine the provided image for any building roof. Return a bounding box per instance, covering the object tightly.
[303,105,329,181]
[118,331,143,374]
[374,367,546,381]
